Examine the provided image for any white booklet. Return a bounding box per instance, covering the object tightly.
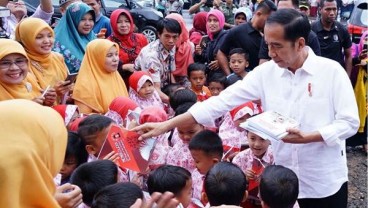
[240,111,300,141]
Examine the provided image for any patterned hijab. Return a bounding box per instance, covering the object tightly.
[15,17,68,89]
[53,2,96,74]
[0,39,41,101]
[0,99,67,208]
[73,39,129,114]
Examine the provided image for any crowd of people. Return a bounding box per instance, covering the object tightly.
[0,0,366,207]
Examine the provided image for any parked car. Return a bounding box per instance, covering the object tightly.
[24,0,163,42]
[347,0,368,44]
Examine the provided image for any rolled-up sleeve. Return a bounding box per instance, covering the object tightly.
[31,5,54,23]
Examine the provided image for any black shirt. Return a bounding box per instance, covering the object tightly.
[311,20,352,66]
[219,22,263,71]
[258,30,322,60]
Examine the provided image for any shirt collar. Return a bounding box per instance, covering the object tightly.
[316,20,338,32]
[158,40,175,60]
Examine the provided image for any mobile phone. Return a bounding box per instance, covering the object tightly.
[199,35,209,49]
[64,73,78,86]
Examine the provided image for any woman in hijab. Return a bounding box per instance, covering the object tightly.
[194,9,227,80]
[0,39,56,106]
[73,39,129,114]
[53,2,96,74]
[166,13,194,87]
[15,17,71,101]
[107,9,148,87]
[0,99,67,208]
[189,11,207,46]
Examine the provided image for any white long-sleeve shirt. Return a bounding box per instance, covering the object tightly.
[189,47,359,198]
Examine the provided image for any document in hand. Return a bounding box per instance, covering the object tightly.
[240,111,299,141]
[97,124,156,173]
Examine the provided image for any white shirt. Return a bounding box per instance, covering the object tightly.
[189,47,359,198]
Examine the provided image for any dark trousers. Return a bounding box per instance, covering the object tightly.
[298,182,348,208]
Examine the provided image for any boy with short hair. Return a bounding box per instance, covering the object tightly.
[71,160,118,207]
[232,131,273,208]
[188,63,212,102]
[147,165,192,208]
[226,48,249,86]
[203,162,248,206]
[82,0,112,38]
[188,130,223,203]
[259,165,299,208]
[207,73,226,97]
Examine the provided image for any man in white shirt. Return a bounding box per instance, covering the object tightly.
[133,9,359,208]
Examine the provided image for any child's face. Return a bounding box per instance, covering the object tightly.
[247,132,270,158]
[138,80,155,99]
[176,179,193,208]
[189,70,206,91]
[235,13,247,25]
[208,81,224,96]
[88,124,112,156]
[177,123,204,144]
[230,53,249,77]
[233,114,251,129]
[60,156,78,180]
[190,150,217,175]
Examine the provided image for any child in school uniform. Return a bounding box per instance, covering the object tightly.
[169,89,198,146]
[104,96,141,128]
[219,101,262,159]
[139,106,171,170]
[188,63,212,102]
[226,48,249,86]
[129,71,165,111]
[53,105,80,128]
[71,160,118,208]
[147,165,193,208]
[59,131,88,185]
[203,162,248,207]
[232,131,274,208]
[188,130,223,205]
[77,114,129,182]
[166,102,203,173]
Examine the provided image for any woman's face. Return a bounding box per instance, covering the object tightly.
[104,46,119,73]
[0,54,28,85]
[116,14,131,35]
[207,15,220,34]
[77,12,94,35]
[34,28,54,55]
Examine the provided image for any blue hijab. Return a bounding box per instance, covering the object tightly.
[53,2,96,74]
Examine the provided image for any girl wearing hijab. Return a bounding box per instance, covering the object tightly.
[194,9,227,80]
[15,17,71,101]
[128,71,165,111]
[219,101,262,158]
[73,39,129,114]
[166,13,194,87]
[0,99,67,208]
[0,39,56,106]
[53,2,96,74]
[189,11,207,46]
[107,9,148,87]
[105,96,141,128]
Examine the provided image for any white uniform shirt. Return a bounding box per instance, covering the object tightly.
[189,47,359,198]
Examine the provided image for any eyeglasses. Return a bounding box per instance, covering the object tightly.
[0,59,28,69]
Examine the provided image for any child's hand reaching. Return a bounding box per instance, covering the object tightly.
[103,151,119,163]
[54,183,83,208]
[245,169,256,180]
